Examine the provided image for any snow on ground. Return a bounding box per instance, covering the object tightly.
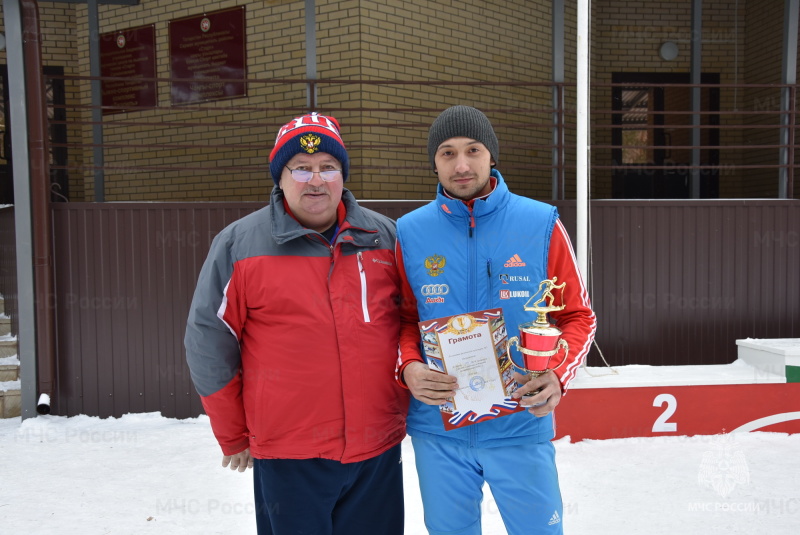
[0,413,798,534]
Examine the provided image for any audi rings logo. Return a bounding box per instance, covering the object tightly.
[421,284,450,296]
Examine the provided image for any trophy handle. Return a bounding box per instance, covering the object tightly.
[549,338,569,372]
[506,336,520,362]
[505,336,568,373]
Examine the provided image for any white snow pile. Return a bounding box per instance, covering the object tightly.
[0,412,798,534]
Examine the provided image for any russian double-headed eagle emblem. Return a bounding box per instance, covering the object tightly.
[300,133,322,154]
[425,254,446,277]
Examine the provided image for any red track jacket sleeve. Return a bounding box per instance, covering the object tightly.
[546,219,597,392]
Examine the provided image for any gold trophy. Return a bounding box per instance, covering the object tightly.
[506,278,569,387]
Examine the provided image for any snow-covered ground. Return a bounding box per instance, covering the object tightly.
[1,413,798,534]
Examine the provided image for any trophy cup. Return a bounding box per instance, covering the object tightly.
[506,278,569,392]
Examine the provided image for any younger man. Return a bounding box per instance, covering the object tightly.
[396,105,597,534]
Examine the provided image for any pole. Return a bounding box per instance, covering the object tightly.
[576,0,590,280]
[690,0,702,199]
[305,0,317,110]
[4,0,38,419]
[552,0,565,200]
[88,0,105,201]
[780,0,799,199]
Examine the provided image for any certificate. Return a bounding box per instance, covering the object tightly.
[418,308,523,430]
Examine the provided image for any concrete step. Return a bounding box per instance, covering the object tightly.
[0,297,22,418]
[0,384,21,418]
[0,315,10,337]
[0,363,19,382]
[0,339,17,358]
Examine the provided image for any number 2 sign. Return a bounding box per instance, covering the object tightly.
[652,393,678,432]
[553,383,800,441]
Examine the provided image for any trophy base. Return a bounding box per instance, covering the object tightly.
[520,370,547,398]
[522,387,544,398]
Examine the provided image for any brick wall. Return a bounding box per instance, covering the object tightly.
[592,0,747,198]
[0,3,82,200]
[72,0,309,201]
[742,1,787,198]
[66,0,568,202]
[1,1,795,202]
[352,0,559,200]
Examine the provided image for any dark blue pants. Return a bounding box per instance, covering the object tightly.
[253,444,404,535]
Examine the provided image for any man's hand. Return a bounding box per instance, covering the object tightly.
[402,361,458,405]
[222,447,253,472]
[512,371,562,417]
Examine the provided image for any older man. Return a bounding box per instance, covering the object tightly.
[185,112,408,535]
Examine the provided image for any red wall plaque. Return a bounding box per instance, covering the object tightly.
[100,24,157,115]
[168,6,247,105]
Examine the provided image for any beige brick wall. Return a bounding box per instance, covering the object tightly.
[72,0,309,201]
[353,0,558,200]
[741,1,786,198]
[0,3,82,200]
[65,0,564,202]
[2,0,795,202]
[592,0,747,198]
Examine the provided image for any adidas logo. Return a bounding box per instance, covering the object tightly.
[504,254,526,267]
[548,511,561,525]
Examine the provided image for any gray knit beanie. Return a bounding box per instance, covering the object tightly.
[427,105,499,171]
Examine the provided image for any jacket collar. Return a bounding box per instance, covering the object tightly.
[269,186,380,247]
[435,169,510,219]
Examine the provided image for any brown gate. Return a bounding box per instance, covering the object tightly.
[32,199,798,418]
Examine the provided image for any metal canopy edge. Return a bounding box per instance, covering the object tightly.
[43,0,140,5]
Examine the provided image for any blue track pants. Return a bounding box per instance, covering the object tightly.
[411,436,563,535]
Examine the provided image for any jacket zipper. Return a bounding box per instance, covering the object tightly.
[356,252,371,323]
[469,210,479,448]
[487,258,493,298]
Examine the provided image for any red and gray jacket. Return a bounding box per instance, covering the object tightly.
[185,187,409,463]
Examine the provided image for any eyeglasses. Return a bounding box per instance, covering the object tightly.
[285,167,342,183]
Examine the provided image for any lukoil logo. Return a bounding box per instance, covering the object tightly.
[499,290,530,299]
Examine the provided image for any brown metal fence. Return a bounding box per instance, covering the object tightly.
[6,200,786,417]
[49,202,259,418]
[47,201,425,417]
[555,200,800,366]
[2,200,799,417]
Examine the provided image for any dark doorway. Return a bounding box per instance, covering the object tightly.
[0,65,69,205]
[0,67,11,205]
[612,72,720,199]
